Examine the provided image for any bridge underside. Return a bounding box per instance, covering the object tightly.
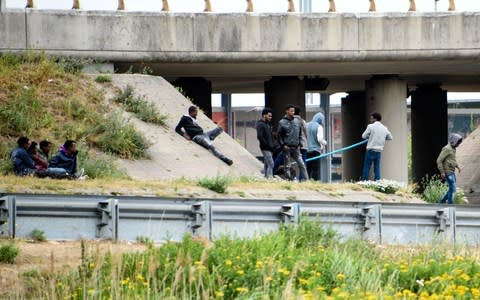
[115,60,480,93]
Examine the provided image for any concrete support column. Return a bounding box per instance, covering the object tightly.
[264,76,305,129]
[221,93,233,136]
[411,84,448,186]
[0,0,5,11]
[341,91,366,181]
[320,94,331,183]
[173,77,212,118]
[365,76,408,183]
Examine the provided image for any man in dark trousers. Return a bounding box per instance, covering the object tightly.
[11,136,37,176]
[256,108,275,178]
[277,104,308,181]
[175,106,233,166]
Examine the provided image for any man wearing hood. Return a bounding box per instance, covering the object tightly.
[48,140,80,177]
[277,104,308,181]
[437,133,463,204]
[306,112,327,181]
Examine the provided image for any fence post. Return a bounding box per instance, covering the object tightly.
[190,201,212,240]
[436,207,456,243]
[281,203,300,225]
[0,196,16,238]
[96,199,119,240]
[361,204,382,243]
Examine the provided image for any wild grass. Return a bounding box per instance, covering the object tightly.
[95,74,112,83]
[6,220,480,299]
[0,243,20,264]
[422,175,466,204]
[197,174,232,193]
[112,85,167,127]
[0,53,150,174]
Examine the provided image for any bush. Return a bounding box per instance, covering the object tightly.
[30,229,46,242]
[112,85,167,126]
[0,243,20,264]
[95,75,112,83]
[197,175,232,193]
[357,179,405,194]
[54,57,93,74]
[79,153,129,179]
[95,112,149,159]
[422,175,467,204]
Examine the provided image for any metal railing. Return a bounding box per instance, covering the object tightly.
[1,194,480,245]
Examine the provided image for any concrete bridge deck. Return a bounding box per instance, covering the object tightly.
[1,10,480,92]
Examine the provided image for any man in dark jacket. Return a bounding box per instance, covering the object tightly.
[175,106,233,165]
[277,104,308,181]
[49,140,79,177]
[256,108,275,178]
[11,136,37,176]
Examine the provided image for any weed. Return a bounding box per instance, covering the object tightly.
[95,74,112,83]
[30,229,46,242]
[0,243,20,263]
[112,85,167,126]
[95,112,149,159]
[236,191,246,197]
[422,175,466,204]
[54,57,93,74]
[197,175,232,193]
[136,236,153,246]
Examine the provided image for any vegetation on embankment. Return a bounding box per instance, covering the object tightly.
[0,53,155,178]
[2,220,479,299]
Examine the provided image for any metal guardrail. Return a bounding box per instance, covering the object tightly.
[1,194,480,245]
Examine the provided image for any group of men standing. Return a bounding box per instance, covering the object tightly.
[256,104,327,181]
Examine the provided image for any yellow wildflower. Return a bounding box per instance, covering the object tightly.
[236,270,245,276]
[215,291,224,298]
[236,287,248,293]
[224,259,233,266]
[336,273,346,281]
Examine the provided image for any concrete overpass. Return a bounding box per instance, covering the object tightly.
[1,7,480,183]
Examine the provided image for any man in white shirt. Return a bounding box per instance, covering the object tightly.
[361,112,393,181]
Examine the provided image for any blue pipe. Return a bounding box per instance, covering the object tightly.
[305,140,367,162]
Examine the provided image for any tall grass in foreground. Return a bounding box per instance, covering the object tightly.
[10,220,480,299]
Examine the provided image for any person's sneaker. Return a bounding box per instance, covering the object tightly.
[224,158,233,166]
[75,168,85,179]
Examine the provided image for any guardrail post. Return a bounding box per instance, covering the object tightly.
[436,207,455,243]
[190,201,212,240]
[361,204,382,243]
[281,203,300,225]
[0,196,15,238]
[96,199,118,240]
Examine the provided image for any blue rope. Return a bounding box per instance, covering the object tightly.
[305,140,368,162]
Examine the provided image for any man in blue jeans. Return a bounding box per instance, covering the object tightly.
[361,112,393,181]
[437,133,463,204]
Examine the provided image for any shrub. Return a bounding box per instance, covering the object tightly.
[112,85,167,126]
[422,175,467,204]
[54,57,93,74]
[357,179,405,194]
[79,153,129,179]
[30,229,46,242]
[0,243,20,264]
[197,175,232,193]
[95,112,149,159]
[95,75,112,83]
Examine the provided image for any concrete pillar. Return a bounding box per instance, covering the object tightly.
[341,91,366,181]
[264,76,305,130]
[0,0,5,11]
[173,77,212,118]
[365,76,408,183]
[411,84,448,186]
[320,94,331,183]
[221,93,233,136]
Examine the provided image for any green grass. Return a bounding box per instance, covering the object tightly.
[112,85,167,127]
[8,220,480,299]
[422,175,466,204]
[0,243,20,264]
[0,53,148,176]
[30,229,46,242]
[197,175,232,193]
[95,74,112,83]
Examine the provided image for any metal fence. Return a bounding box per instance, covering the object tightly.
[1,194,480,245]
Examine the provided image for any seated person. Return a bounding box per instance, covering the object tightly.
[48,140,81,178]
[11,137,37,176]
[27,141,48,171]
[38,140,52,162]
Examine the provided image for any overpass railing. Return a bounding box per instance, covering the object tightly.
[1,194,480,245]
